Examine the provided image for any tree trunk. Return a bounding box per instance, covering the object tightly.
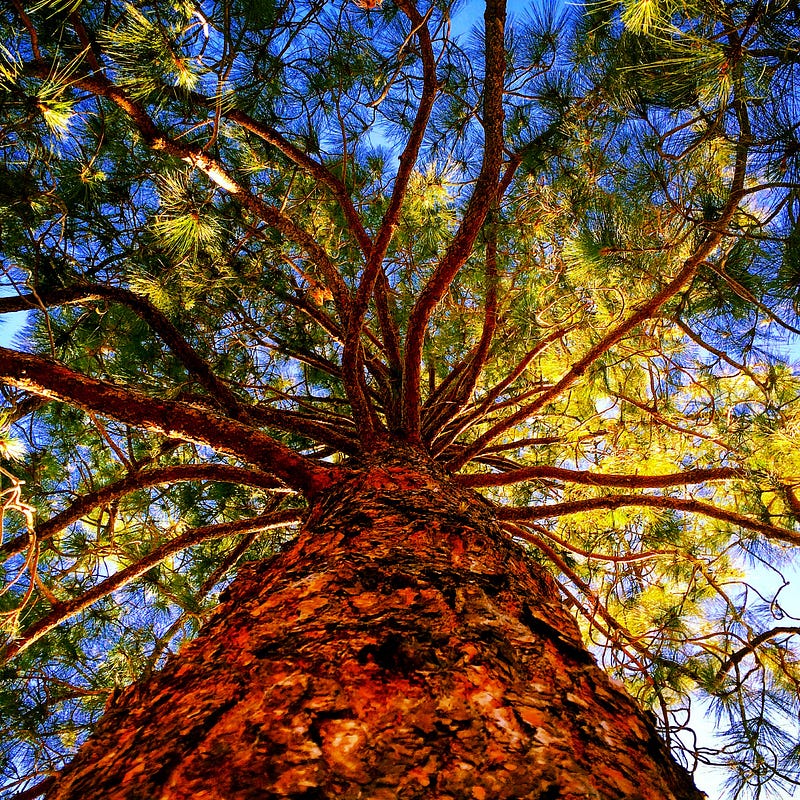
[47,449,704,800]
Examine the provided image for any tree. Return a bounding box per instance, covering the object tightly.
[1,0,800,795]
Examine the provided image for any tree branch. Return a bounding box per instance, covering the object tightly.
[422,219,499,444]
[672,316,768,393]
[0,285,246,418]
[246,404,359,453]
[478,434,602,454]
[435,326,568,458]
[457,465,743,489]
[501,520,657,664]
[341,0,439,442]
[498,494,800,547]
[449,110,751,468]
[717,626,800,679]
[401,0,507,440]
[221,107,373,257]
[0,509,302,665]
[616,392,731,451]
[373,269,403,426]
[3,777,56,800]
[0,348,342,496]
[1,463,289,560]
[25,64,353,326]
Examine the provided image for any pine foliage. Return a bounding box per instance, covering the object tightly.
[1,0,800,796]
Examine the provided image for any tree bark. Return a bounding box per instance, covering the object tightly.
[46,448,704,800]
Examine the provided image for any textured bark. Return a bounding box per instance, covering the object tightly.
[47,449,704,800]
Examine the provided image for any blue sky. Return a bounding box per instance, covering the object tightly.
[0,308,27,346]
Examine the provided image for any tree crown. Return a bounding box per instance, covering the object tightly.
[1,0,800,795]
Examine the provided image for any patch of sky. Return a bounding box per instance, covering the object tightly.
[0,287,29,349]
[0,263,32,348]
[0,310,28,348]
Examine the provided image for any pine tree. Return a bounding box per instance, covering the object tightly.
[1,0,800,796]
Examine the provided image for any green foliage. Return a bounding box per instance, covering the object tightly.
[100,4,204,99]
[0,0,800,796]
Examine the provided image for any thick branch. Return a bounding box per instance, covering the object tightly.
[498,494,800,547]
[0,286,246,418]
[9,0,42,59]
[401,0,507,439]
[1,464,288,560]
[341,0,439,441]
[717,626,800,679]
[4,778,56,800]
[0,509,301,665]
[246,404,359,454]
[0,348,342,496]
[358,0,437,276]
[422,220,500,444]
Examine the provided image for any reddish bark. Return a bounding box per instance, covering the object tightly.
[47,448,703,800]
[0,347,339,495]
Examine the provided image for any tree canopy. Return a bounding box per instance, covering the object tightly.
[1,0,800,795]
